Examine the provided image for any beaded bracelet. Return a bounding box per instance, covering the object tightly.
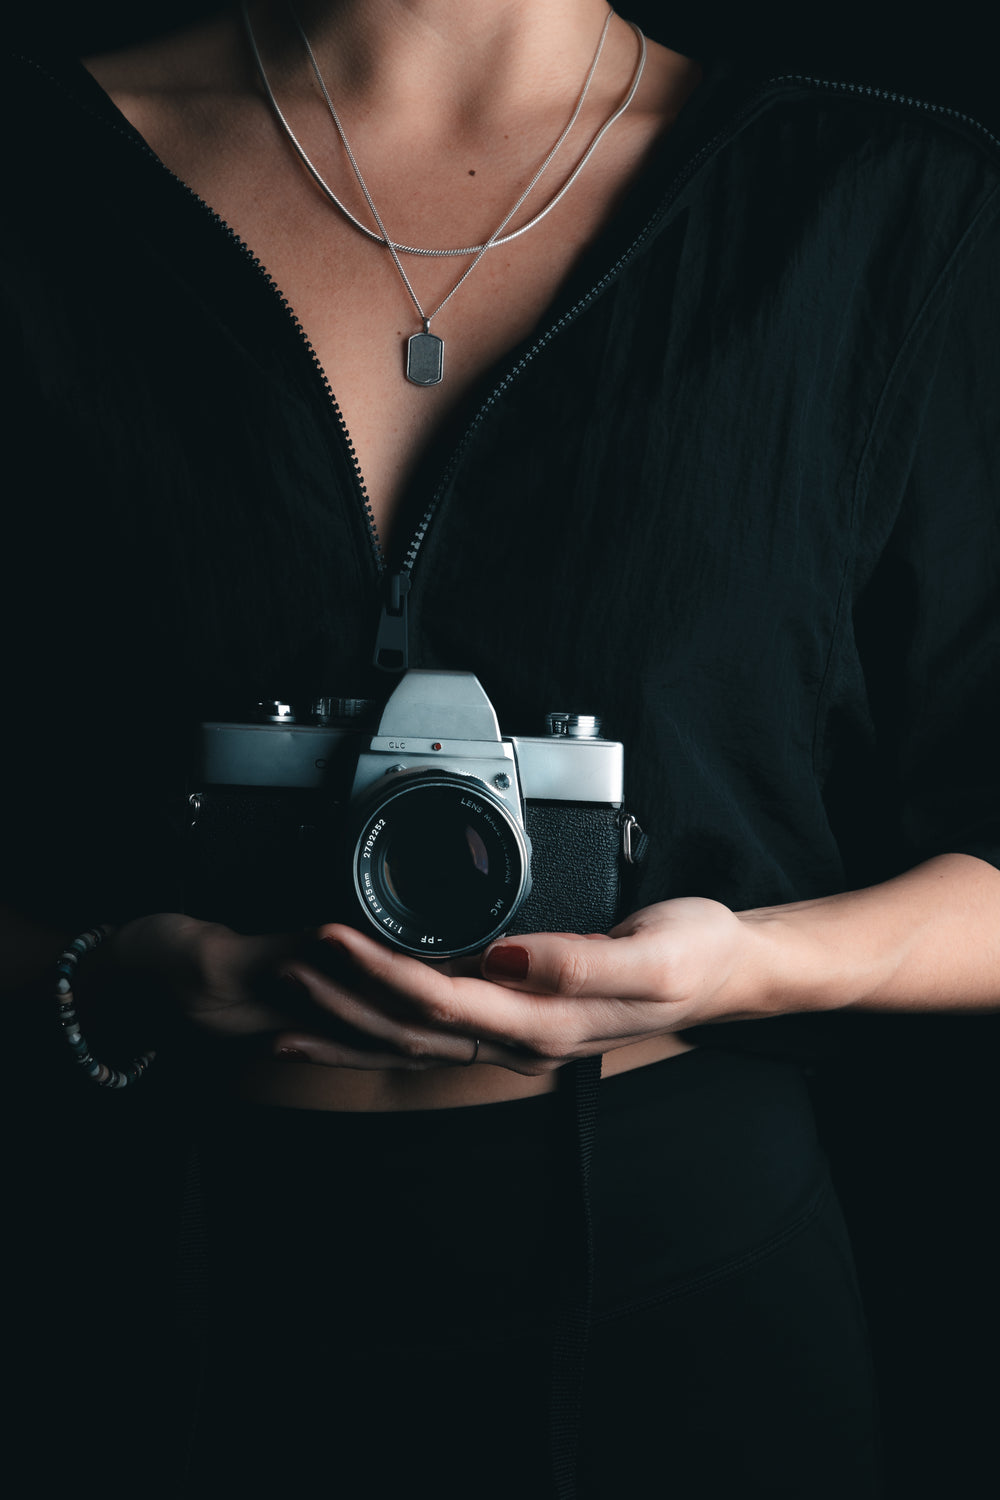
[55,924,156,1088]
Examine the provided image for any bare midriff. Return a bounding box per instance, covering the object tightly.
[232,1031,697,1111]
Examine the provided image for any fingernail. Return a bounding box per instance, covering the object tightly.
[483,944,530,981]
[276,1046,309,1062]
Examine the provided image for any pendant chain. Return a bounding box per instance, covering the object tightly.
[243,3,646,259]
[241,2,647,383]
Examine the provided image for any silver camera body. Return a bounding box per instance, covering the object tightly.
[190,670,638,958]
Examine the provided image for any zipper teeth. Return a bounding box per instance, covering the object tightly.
[773,73,1000,152]
[217,225,386,571]
[23,56,386,573]
[268,282,385,571]
[194,224,385,575]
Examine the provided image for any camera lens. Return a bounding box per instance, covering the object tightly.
[352,776,531,957]
[381,806,490,916]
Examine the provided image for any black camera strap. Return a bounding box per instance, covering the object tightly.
[549,1052,603,1500]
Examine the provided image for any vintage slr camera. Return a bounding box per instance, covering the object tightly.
[187,670,644,957]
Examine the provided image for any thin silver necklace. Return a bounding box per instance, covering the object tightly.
[242,3,646,259]
[243,3,647,386]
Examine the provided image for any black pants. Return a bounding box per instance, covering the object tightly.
[183,1048,881,1498]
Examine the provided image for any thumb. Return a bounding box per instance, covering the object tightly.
[480,928,651,1000]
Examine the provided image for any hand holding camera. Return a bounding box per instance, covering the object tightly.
[272,895,756,1074]
[90,672,774,1073]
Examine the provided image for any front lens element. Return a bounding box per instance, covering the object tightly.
[381,812,491,916]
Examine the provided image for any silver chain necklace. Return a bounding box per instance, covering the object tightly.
[243,3,647,386]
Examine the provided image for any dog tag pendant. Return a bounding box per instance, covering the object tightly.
[406,324,444,387]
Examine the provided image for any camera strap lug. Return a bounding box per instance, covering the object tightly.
[373,572,411,673]
[620,811,648,866]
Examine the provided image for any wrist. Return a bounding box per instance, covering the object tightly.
[734,901,897,1018]
[77,914,217,1040]
[54,925,157,1088]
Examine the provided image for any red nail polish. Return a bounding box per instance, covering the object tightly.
[484,944,530,981]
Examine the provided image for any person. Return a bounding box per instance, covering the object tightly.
[3,2,999,1496]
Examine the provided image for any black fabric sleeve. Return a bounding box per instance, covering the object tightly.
[847,186,1000,878]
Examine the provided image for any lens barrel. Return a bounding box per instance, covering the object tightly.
[351,774,531,957]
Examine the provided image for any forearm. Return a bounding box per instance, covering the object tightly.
[738,852,1000,1016]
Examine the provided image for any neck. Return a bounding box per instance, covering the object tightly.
[248,0,622,127]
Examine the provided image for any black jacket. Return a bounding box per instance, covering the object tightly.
[4,41,1000,1498]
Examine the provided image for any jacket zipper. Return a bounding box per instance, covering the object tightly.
[40,58,1000,667]
[774,71,1000,151]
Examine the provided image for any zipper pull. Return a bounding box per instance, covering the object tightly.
[373,571,411,672]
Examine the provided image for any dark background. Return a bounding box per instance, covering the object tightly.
[9,1,1000,135]
[9,4,998,1498]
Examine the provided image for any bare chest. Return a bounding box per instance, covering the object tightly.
[165,139,650,551]
[226,190,608,549]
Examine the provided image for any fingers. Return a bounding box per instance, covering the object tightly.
[272,1021,564,1076]
[281,925,585,1073]
[479,899,747,1002]
[270,1026,535,1073]
[306,927,514,1037]
[291,912,725,1070]
[277,959,485,1068]
[273,1034,449,1071]
[480,928,656,1001]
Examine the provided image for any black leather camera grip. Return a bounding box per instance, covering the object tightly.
[510,802,623,937]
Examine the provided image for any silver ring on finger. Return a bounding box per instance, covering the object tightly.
[465,1037,481,1066]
